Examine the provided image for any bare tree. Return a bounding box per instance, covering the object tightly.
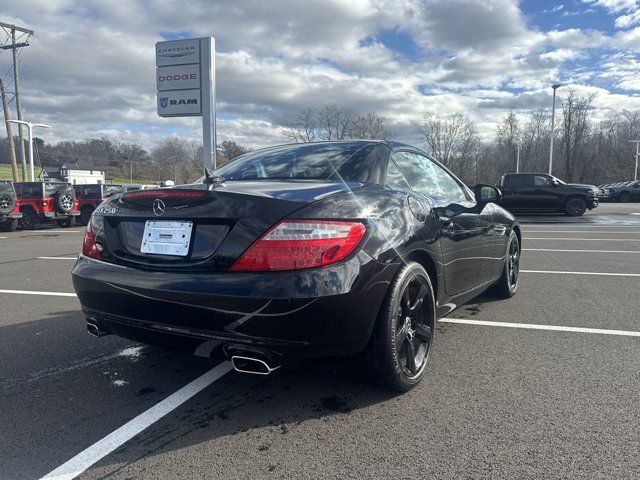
[220,140,249,162]
[348,112,392,140]
[282,108,317,143]
[151,137,191,184]
[316,104,355,140]
[416,113,481,182]
[560,89,595,182]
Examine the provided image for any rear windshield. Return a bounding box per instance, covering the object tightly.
[0,181,15,194]
[210,143,372,182]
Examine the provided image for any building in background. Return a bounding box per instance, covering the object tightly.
[41,159,105,185]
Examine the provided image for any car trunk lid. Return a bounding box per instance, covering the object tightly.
[95,181,360,271]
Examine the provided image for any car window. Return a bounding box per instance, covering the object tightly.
[20,183,43,198]
[385,160,412,191]
[212,143,373,182]
[392,152,469,203]
[0,181,15,194]
[533,175,550,186]
[83,185,101,199]
[505,175,532,188]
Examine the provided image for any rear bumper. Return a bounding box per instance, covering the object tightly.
[43,211,80,219]
[71,254,394,359]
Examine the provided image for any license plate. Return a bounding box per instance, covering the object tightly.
[141,220,193,256]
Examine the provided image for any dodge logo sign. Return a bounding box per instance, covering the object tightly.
[153,199,166,216]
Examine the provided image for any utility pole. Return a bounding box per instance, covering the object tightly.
[516,143,520,173]
[629,140,640,181]
[0,21,33,181]
[548,83,561,175]
[0,78,19,181]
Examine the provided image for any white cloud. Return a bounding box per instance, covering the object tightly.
[0,0,639,151]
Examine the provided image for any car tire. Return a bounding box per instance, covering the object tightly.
[620,192,631,203]
[367,262,435,392]
[0,193,15,215]
[564,197,587,216]
[55,190,75,214]
[80,207,93,226]
[489,230,520,299]
[57,217,76,228]
[0,218,18,232]
[20,209,40,230]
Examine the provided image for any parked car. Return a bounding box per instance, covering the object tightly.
[74,184,123,225]
[0,180,22,232]
[497,173,599,216]
[15,181,80,230]
[72,140,520,392]
[607,180,640,202]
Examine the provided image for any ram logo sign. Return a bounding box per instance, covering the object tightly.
[156,89,201,116]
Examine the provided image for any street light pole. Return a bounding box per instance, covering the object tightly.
[516,143,520,173]
[549,84,561,175]
[630,140,640,181]
[7,120,51,181]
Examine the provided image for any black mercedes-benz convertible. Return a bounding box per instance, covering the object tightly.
[72,140,520,391]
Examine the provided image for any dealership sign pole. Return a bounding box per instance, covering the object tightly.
[155,37,216,169]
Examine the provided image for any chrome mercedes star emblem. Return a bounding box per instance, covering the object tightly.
[152,199,166,216]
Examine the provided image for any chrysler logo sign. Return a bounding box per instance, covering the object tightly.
[157,46,196,58]
[153,199,166,216]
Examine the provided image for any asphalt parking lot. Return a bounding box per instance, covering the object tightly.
[1,202,639,480]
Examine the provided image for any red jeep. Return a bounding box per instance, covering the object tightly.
[15,182,80,230]
[74,184,122,225]
[0,180,23,232]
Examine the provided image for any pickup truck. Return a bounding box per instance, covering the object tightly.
[497,173,599,216]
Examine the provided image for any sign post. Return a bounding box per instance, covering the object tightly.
[155,37,216,169]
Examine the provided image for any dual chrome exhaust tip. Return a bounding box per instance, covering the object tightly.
[86,321,109,338]
[230,355,281,375]
[86,322,280,375]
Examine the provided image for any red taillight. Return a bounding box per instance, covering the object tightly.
[124,189,205,200]
[82,229,101,260]
[230,220,366,272]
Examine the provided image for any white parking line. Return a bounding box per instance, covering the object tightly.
[521,224,640,227]
[0,289,77,297]
[439,318,640,337]
[0,236,6,239]
[525,230,640,234]
[20,230,81,234]
[40,361,233,480]
[521,269,640,277]
[525,237,640,241]
[37,256,78,260]
[524,248,640,254]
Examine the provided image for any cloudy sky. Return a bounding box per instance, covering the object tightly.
[1,0,640,149]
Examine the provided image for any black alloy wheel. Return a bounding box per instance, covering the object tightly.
[564,197,587,216]
[20,209,40,230]
[368,262,435,392]
[620,192,631,203]
[490,230,520,298]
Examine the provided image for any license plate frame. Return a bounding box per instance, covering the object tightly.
[140,220,193,257]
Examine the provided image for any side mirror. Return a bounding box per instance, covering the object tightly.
[473,184,502,205]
